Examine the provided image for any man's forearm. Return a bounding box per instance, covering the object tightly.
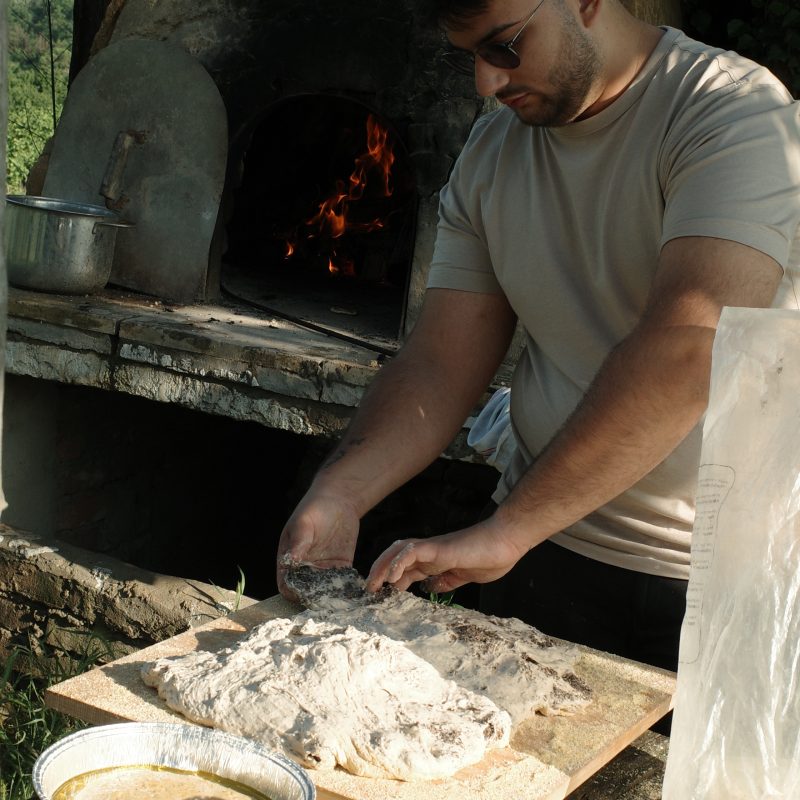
[308,288,518,519]
[312,350,481,516]
[361,322,715,596]
[496,322,712,549]
[496,236,782,552]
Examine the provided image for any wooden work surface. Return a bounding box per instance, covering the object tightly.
[45,596,676,800]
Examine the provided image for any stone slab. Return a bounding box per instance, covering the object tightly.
[5,288,379,430]
[0,523,256,659]
[9,317,114,354]
[8,289,127,335]
[6,340,114,389]
[111,362,335,436]
[5,287,494,457]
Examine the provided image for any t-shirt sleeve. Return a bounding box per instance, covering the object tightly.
[426,125,504,295]
[660,78,800,269]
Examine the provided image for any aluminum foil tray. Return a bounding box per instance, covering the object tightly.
[33,721,315,800]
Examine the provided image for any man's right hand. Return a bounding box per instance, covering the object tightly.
[274,287,517,601]
[276,489,361,600]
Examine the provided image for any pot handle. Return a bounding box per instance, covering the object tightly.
[92,219,135,234]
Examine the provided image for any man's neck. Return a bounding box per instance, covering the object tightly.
[579,15,664,120]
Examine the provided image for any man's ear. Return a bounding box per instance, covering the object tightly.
[578,0,602,25]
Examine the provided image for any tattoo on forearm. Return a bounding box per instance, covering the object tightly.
[322,451,346,469]
[321,437,367,470]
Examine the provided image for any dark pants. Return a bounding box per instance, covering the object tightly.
[475,505,687,734]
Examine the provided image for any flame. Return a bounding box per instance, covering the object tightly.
[328,254,356,277]
[283,113,396,267]
[365,113,395,198]
[308,180,350,239]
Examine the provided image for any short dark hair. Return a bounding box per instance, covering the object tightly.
[412,0,491,30]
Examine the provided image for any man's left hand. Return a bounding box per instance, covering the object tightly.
[365,516,528,594]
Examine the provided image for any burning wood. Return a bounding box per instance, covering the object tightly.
[283,114,397,278]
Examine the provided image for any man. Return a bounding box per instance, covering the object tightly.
[277,0,800,677]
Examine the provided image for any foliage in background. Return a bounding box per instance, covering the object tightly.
[4,0,799,193]
[681,0,800,96]
[0,632,117,800]
[6,0,73,193]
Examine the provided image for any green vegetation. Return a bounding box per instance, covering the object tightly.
[682,0,800,96]
[6,0,73,193]
[429,590,463,608]
[211,565,248,613]
[0,633,117,800]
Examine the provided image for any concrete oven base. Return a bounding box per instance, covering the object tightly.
[6,286,507,448]
[6,286,388,439]
[2,284,505,620]
[0,522,256,668]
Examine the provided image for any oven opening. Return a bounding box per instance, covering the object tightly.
[221,94,417,349]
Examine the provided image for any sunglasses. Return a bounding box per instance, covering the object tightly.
[442,0,548,76]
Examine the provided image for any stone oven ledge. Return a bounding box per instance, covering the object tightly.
[0,521,257,664]
[5,287,486,460]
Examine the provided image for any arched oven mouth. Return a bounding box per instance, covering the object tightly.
[221,94,417,353]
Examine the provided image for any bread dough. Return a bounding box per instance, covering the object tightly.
[142,616,510,780]
[282,566,592,723]
[142,568,591,781]
[300,583,591,724]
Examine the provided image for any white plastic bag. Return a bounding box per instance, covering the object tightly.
[662,308,800,799]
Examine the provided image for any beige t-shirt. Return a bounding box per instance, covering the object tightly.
[427,28,800,579]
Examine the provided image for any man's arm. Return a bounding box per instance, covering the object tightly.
[367,236,783,592]
[276,287,517,591]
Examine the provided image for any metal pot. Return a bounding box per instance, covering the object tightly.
[4,195,133,294]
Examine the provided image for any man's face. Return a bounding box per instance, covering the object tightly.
[444,0,603,127]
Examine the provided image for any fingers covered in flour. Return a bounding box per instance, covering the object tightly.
[367,537,458,593]
[367,518,530,595]
[276,490,361,600]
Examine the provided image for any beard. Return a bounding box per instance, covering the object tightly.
[509,6,603,127]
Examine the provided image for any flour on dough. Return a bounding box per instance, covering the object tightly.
[142,616,510,780]
[285,565,592,723]
[142,566,591,781]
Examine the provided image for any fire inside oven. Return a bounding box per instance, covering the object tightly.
[221,95,417,350]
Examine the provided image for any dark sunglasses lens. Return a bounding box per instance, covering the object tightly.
[442,51,475,75]
[478,44,521,70]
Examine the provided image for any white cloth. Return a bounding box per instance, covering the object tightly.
[466,389,516,471]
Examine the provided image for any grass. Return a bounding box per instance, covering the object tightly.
[428,590,463,608]
[0,632,118,800]
[210,566,247,613]
[0,569,247,800]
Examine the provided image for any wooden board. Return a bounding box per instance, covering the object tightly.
[45,596,676,800]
